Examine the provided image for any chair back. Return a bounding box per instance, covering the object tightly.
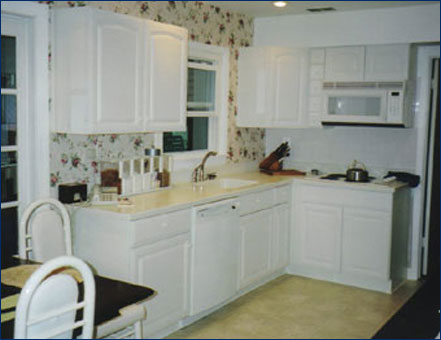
[19,198,72,261]
[14,256,95,339]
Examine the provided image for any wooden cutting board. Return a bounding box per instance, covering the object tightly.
[260,169,306,176]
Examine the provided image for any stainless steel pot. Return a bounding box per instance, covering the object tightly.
[346,160,369,182]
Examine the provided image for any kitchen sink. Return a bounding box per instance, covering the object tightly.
[218,178,258,189]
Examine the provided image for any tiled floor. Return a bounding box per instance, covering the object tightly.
[167,275,420,339]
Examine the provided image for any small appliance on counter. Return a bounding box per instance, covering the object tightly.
[259,142,305,176]
[58,183,87,203]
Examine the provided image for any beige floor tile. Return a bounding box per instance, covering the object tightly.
[166,275,420,339]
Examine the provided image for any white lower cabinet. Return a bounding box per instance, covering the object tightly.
[271,203,291,272]
[130,234,191,336]
[72,183,292,338]
[238,209,272,290]
[291,182,410,293]
[341,208,390,280]
[297,203,342,274]
[238,185,292,291]
[71,207,192,338]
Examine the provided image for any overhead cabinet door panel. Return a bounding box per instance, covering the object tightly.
[145,22,187,132]
[273,49,307,127]
[325,46,365,81]
[95,11,143,131]
[364,44,409,81]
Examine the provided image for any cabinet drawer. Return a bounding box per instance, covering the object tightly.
[130,209,191,247]
[274,185,291,205]
[298,184,392,212]
[239,190,274,216]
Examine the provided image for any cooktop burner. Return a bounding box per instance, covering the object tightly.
[320,173,375,183]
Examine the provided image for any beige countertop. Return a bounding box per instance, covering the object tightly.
[72,171,408,220]
[73,172,293,220]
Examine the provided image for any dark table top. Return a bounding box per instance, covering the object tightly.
[1,257,155,339]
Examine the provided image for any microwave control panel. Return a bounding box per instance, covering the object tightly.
[387,90,404,122]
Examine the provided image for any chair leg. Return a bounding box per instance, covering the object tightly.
[134,320,143,339]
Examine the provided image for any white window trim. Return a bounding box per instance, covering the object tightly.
[158,42,229,171]
[1,1,50,208]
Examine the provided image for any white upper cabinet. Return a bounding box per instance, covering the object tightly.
[323,44,410,82]
[52,7,187,134]
[324,46,365,81]
[364,44,410,81]
[237,46,308,128]
[144,21,187,132]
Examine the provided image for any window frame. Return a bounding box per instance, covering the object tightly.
[156,42,229,170]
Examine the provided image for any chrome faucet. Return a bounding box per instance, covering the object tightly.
[192,151,217,183]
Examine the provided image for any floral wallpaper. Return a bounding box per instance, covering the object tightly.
[45,1,265,194]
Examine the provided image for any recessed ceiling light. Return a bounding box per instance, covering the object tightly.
[273,1,287,8]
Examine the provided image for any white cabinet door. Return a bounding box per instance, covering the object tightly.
[271,203,290,272]
[341,208,390,279]
[272,48,308,127]
[297,202,342,272]
[364,44,409,81]
[325,46,365,81]
[130,234,190,336]
[93,10,144,133]
[238,209,272,289]
[144,21,187,132]
[237,47,271,127]
[237,47,308,128]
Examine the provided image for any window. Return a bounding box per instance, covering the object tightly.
[161,43,229,165]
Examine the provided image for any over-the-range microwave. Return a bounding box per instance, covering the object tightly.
[321,81,410,127]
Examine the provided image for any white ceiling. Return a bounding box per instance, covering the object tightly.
[205,1,439,18]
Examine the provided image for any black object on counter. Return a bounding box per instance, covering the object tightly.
[384,171,420,188]
[58,182,87,203]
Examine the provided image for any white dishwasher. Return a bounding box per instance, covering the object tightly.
[190,198,240,316]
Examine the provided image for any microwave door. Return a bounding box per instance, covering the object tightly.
[323,90,387,124]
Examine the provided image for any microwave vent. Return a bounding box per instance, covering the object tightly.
[323,81,405,90]
[377,82,404,89]
[336,82,376,89]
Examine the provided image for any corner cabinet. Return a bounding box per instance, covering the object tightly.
[290,182,410,293]
[53,7,187,134]
[237,47,308,128]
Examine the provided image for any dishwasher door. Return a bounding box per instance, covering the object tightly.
[190,198,240,316]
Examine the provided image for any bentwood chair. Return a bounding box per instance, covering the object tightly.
[14,255,95,339]
[19,198,72,261]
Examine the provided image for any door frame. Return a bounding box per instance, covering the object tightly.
[1,1,50,208]
[410,45,440,279]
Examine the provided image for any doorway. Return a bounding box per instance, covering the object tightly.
[1,15,27,263]
[423,58,440,278]
[1,2,50,266]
